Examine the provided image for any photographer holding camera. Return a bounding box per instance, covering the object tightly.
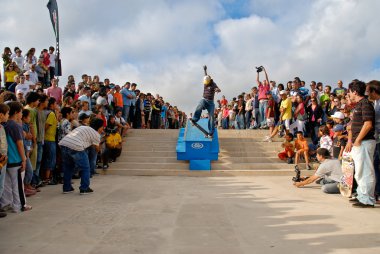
[294,148,343,194]
[256,66,270,129]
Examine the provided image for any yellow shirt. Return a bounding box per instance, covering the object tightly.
[45,111,58,142]
[280,97,292,120]
[106,132,122,149]
[4,70,18,83]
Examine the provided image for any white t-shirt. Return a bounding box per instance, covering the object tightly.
[15,83,30,95]
[49,53,56,67]
[58,126,100,151]
[28,71,39,84]
[12,56,24,69]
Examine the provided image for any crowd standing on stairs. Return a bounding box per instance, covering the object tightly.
[213,66,380,208]
[0,46,186,217]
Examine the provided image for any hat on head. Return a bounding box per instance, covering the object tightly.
[331,111,345,120]
[16,89,24,95]
[24,71,30,76]
[333,124,344,132]
[279,90,287,95]
[203,75,211,85]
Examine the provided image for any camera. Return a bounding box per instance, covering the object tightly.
[256,66,263,73]
[292,165,301,182]
[292,165,309,182]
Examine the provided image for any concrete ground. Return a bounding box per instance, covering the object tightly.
[0,175,379,254]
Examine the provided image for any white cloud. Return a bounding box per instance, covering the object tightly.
[1,0,380,113]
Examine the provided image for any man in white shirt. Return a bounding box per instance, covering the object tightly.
[59,118,104,195]
[48,46,56,81]
[27,65,39,84]
[15,74,33,97]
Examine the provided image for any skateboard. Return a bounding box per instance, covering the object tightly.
[338,151,355,197]
[189,119,212,138]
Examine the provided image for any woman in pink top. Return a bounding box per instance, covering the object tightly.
[256,66,270,128]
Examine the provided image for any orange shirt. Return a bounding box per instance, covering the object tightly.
[114,92,123,108]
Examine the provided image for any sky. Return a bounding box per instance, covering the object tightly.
[1,0,380,113]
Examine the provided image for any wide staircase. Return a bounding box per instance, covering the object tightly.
[109,129,312,177]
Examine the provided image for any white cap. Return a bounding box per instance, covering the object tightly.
[331,111,345,119]
[279,90,287,95]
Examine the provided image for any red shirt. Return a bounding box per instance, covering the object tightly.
[266,99,275,118]
[220,98,228,106]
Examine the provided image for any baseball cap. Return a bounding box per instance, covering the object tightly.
[331,111,345,120]
[333,124,344,132]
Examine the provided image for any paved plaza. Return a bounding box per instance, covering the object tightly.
[0,175,379,254]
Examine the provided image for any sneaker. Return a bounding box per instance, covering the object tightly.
[63,187,75,194]
[262,136,270,142]
[306,164,312,170]
[80,187,94,195]
[0,211,7,218]
[267,138,272,142]
[352,201,375,208]
[287,158,294,164]
[349,197,359,203]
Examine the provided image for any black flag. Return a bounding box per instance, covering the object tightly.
[47,0,62,76]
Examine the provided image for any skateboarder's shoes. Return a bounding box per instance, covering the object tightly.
[352,201,374,208]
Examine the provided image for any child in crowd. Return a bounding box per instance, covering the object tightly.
[294,131,311,170]
[278,133,295,164]
[0,104,9,218]
[22,109,37,196]
[106,116,122,162]
[319,125,333,154]
[326,119,335,139]
[332,124,347,160]
[0,101,32,212]
[114,108,129,137]
[43,97,58,184]
[58,107,73,141]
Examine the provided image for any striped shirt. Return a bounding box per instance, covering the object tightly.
[351,98,375,142]
[203,81,219,101]
[58,126,100,151]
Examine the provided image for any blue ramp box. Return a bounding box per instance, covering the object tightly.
[176,119,219,170]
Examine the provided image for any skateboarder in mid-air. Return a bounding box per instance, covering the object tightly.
[190,66,221,138]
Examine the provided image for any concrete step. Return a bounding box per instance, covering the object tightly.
[106,168,314,177]
[110,162,294,170]
[117,156,283,164]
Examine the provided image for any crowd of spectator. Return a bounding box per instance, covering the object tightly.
[213,66,379,207]
[0,46,186,217]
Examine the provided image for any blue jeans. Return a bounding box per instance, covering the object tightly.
[33,142,44,185]
[236,114,245,129]
[351,140,376,205]
[374,143,380,196]
[123,105,131,122]
[192,98,215,135]
[222,118,229,129]
[61,146,91,191]
[319,177,340,194]
[0,165,6,199]
[86,146,97,175]
[245,110,252,129]
[259,100,268,127]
